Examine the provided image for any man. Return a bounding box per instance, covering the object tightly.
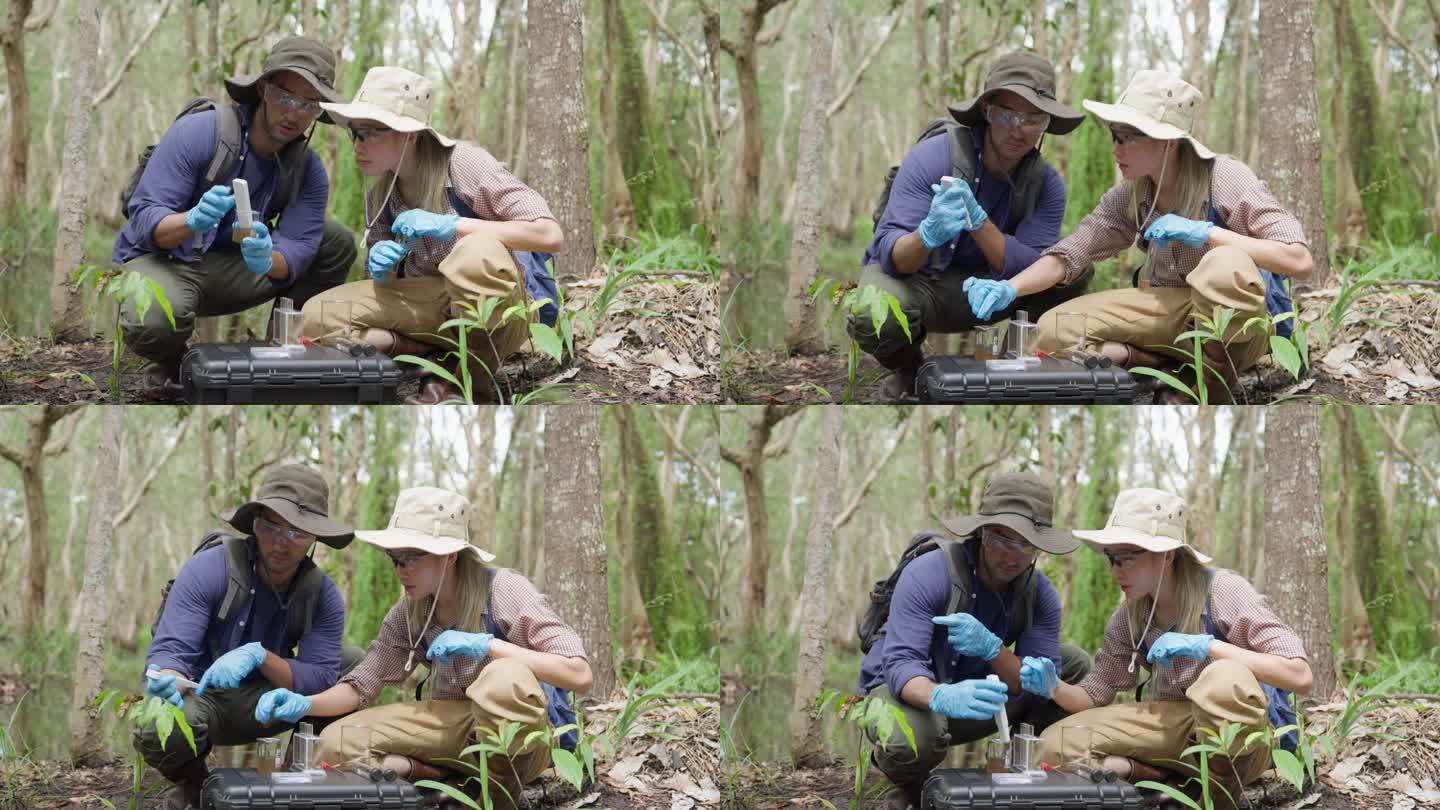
[857,472,1093,810]
[851,51,1093,401]
[114,37,358,393]
[137,464,361,810]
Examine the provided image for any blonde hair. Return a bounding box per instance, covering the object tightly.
[1125,550,1210,639]
[405,551,492,635]
[365,131,456,221]
[1126,139,1212,228]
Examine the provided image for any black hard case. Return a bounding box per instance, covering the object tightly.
[915,356,1136,404]
[921,768,1144,810]
[180,343,403,404]
[201,767,422,809]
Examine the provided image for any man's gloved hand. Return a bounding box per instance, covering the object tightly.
[393,209,459,242]
[932,612,1002,661]
[927,679,1010,720]
[1146,632,1215,666]
[145,672,184,708]
[426,630,494,665]
[255,689,312,725]
[1143,214,1213,250]
[185,185,236,233]
[1019,656,1059,698]
[240,221,274,275]
[918,180,986,248]
[367,240,410,282]
[195,642,267,695]
[963,276,1018,321]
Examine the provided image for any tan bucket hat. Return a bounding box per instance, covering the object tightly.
[317,66,456,147]
[940,471,1080,555]
[1072,488,1213,564]
[222,463,354,548]
[1082,70,1216,160]
[354,487,494,562]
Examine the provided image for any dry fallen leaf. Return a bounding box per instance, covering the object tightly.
[1385,379,1411,400]
[609,753,649,782]
[1322,341,1362,368]
[1330,754,1369,782]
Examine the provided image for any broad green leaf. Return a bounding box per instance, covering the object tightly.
[1269,337,1302,379]
[168,704,198,755]
[551,748,584,791]
[1134,781,1201,809]
[886,295,912,342]
[1272,749,1304,792]
[413,780,479,809]
[529,324,564,363]
[1130,367,1197,401]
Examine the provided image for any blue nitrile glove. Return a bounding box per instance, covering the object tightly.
[255,688,312,725]
[367,240,410,282]
[185,185,235,233]
[932,612,1002,661]
[1146,632,1215,666]
[918,180,986,248]
[145,672,184,708]
[962,276,1018,321]
[1019,656,1059,698]
[393,209,459,242]
[195,641,267,695]
[1143,213,1213,249]
[426,629,494,665]
[240,221,274,275]
[927,678,1010,720]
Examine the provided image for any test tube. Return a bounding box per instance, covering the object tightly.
[987,674,1009,742]
[232,179,253,242]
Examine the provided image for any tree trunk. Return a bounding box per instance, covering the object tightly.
[720,405,798,637]
[1,0,37,204]
[48,0,102,342]
[0,405,80,635]
[526,0,597,279]
[914,0,929,128]
[599,0,637,240]
[1257,0,1332,288]
[69,405,123,766]
[781,0,836,356]
[1262,403,1336,700]
[1325,0,1371,254]
[611,409,655,659]
[789,406,843,767]
[542,404,616,701]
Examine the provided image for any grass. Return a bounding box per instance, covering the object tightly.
[620,648,719,694]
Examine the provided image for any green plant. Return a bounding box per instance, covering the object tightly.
[815,690,917,810]
[1316,667,1408,759]
[71,264,176,399]
[1129,305,1276,403]
[395,296,543,405]
[1134,720,1248,810]
[808,279,912,403]
[1330,258,1392,329]
[94,688,198,810]
[426,712,600,809]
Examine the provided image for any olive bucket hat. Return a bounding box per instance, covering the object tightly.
[224,36,343,124]
[949,50,1085,136]
[222,464,354,548]
[940,471,1080,554]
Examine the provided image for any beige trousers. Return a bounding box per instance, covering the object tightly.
[1034,246,1272,372]
[1039,660,1274,789]
[317,659,552,798]
[301,233,532,375]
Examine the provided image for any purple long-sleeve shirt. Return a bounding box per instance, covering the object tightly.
[145,539,346,695]
[862,126,1066,279]
[857,539,1062,707]
[113,106,330,285]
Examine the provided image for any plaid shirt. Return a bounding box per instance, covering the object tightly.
[1043,156,1308,287]
[369,142,556,279]
[341,567,587,709]
[1078,568,1308,707]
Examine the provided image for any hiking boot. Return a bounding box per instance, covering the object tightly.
[143,360,183,398]
[161,758,209,810]
[876,344,925,402]
[883,781,924,810]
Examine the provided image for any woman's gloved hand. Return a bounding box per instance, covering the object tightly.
[963,277,1018,321]
[1146,632,1215,666]
[393,209,459,242]
[367,240,410,282]
[426,630,494,664]
[1019,656,1059,698]
[255,689,312,725]
[1143,214,1213,249]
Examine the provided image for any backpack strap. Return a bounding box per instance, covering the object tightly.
[203,105,245,199]
[270,135,311,219]
[282,558,326,652]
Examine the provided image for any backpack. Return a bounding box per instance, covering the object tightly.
[857,532,1038,682]
[872,120,1049,271]
[120,98,309,225]
[151,531,326,661]
[444,186,561,328]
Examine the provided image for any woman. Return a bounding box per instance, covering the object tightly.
[252,487,592,807]
[962,70,1313,403]
[301,66,565,404]
[1017,489,1311,808]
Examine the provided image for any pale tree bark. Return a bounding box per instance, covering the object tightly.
[789,406,843,767]
[542,404,616,700]
[1186,407,1218,551]
[1257,0,1332,288]
[69,405,123,766]
[599,0,637,240]
[1331,409,1376,663]
[1262,403,1336,699]
[48,0,103,342]
[526,0,597,279]
[782,0,836,356]
[1031,0,1048,53]
[0,404,82,635]
[611,407,655,659]
[1,0,57,204]
[1231,0,1252,161]
[1326,0,1372,253]
[719,404,801,636]
[464,410,498,558]
[443,0,484,140]
[913,0,929,128]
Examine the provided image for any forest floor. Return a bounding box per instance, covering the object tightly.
[725,285,1440,405]
[726,696,1440,809]
[1,693,722,809]
[0,274,720,406]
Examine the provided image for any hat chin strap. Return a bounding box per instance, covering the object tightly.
[1133,140,1173,277]
[1126,557,1165,676]
[402,554,446,673]
[361,134,414,251]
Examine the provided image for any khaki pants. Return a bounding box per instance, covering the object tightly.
[1034,246,1271,372]
[317,659,552,797]
[301,233,531,377]
[1039,660,1273,790]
